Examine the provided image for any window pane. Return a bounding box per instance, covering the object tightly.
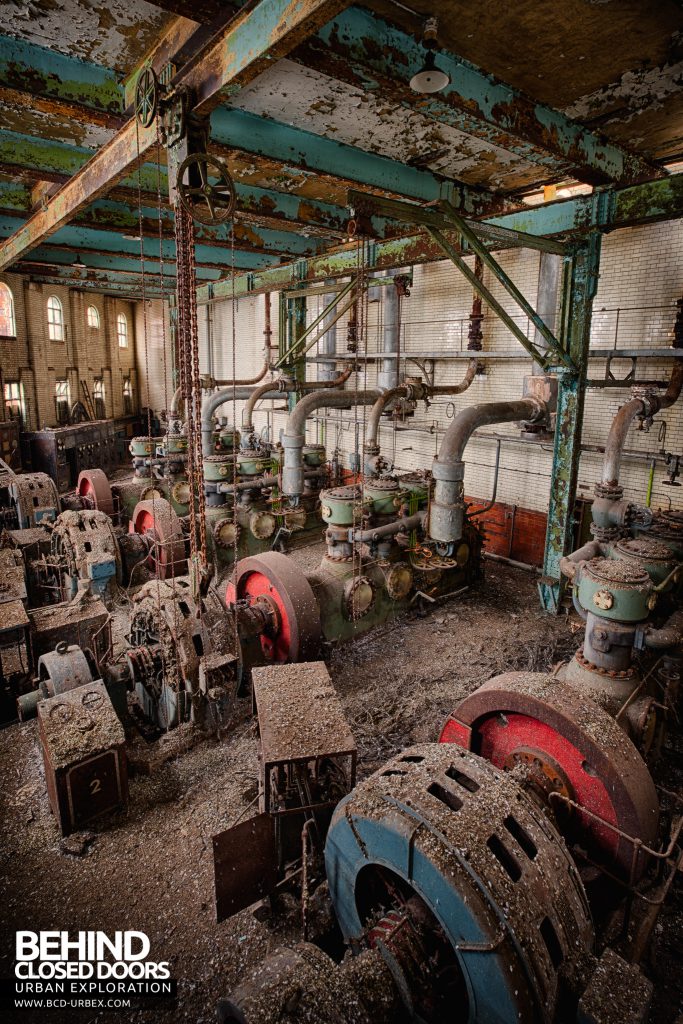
[87,305,100,329]
[117,313,128,348]
[0,283,16,336]
[47,296,64,341]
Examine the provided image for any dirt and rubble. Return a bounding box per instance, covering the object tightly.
[0,551,681,1023]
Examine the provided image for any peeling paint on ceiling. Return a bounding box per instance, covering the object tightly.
[564,57,683,124]
[0,0,174,74]
[233,58,557,191]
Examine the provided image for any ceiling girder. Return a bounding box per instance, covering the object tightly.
[193,172,683,303]
[0,0,352,272]
[297,6,662,187]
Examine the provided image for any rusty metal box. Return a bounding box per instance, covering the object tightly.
[29,595,111,667]
[38,681,128,836]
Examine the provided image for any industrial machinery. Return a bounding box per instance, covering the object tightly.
[218,739,654,1024]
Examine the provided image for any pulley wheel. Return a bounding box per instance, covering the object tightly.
[131,498,187,579]
[225,550,321,662]
[440,672,659,879]
[77,469,114,517]
[134,66,159,127]
[176,152,236,226]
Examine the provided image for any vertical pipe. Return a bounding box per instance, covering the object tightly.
[378,269,402,393]
[532,252,562,376]
[320,280,338,382]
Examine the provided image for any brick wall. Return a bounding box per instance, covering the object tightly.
[0,273,138,430]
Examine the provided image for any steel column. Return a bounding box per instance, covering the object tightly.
[538,232,602,613]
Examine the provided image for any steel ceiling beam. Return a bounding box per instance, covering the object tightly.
[0,0,352,272]
[0,213,276,271]
[194,172,683,302]
[19,243,225,276]
[297,6,662,187]
[209,107,511,214]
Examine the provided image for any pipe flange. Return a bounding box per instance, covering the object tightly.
[575,646,637,680]
[249,510,276,540]
[594,481,623,500]
[431,460,464,483]
[343,575,376,620]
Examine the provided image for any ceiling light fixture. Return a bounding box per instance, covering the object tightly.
[123,233,141,242]
[410,16,450,94]
[72,259,86,269]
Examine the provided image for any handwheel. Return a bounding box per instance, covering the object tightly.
[77,469,114,517]
[225,550,321,662]
[131,497,187,579]
[176,152,236,226]
[440,672,659,880]
[135,67,159,127]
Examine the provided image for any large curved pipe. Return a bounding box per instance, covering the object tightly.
[170,352,272,419]
[428,397,547,544]
[241,366,353,436]
[602,362,683,487]
[365,360,481,459]
[201,385,280,456]
[281,388,381,499]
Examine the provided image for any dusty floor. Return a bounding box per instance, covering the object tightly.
[1,551,681,1022]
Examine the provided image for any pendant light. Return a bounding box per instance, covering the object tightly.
[410,16,450,94]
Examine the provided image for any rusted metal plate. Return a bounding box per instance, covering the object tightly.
[213,812,277,922]
[253,661,356,766]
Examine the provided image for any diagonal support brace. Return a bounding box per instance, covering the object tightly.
[439,200,575,370]
[426,227,556,371]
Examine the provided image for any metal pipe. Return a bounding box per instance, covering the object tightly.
[602,350,683,488]
[484,552,540,573]
[559,539,603,581]
[170,352,272,419]
[216,468,327,495]
[320,282,338,382]
[281,389,381,499]
[241,367,352,437]
[201,385,279,455]
[350,510,425,544]
[428,397,546,545]
[378,271,401,393]
[468,439,501,518]
[429,358,480,396]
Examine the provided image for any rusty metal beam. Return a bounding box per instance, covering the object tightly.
[0,0,351,272]
[195,172,683,302]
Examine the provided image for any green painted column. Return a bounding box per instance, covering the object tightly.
[279,289,308,413]
[538,231,602,613]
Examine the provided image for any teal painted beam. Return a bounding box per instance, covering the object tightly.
[195,172,683,301]
[17,246,222,281]
[210,107,508,215]
[0,214,277,271]
[0,0,351,271]
[0,133,396,239]
[0,35,123,116]
[300,7,660,186]
[0,132,161,193]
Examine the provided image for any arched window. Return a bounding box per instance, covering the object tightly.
[93,378,105,419]
[117,312,128,348]
[47,295,64,342]
[87,305,100,329]
[0,282,16,337]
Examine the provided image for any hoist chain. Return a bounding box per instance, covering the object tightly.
[174,201,207,574]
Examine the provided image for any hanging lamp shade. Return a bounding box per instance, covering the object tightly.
[410,49,450,94]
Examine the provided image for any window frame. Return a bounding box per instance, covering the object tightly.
[87,305,100,329]
[47,295,65,342]
[54,379,70,424]
[4,380,25,425]
[116,312,128,349]
[0,282,16,338]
